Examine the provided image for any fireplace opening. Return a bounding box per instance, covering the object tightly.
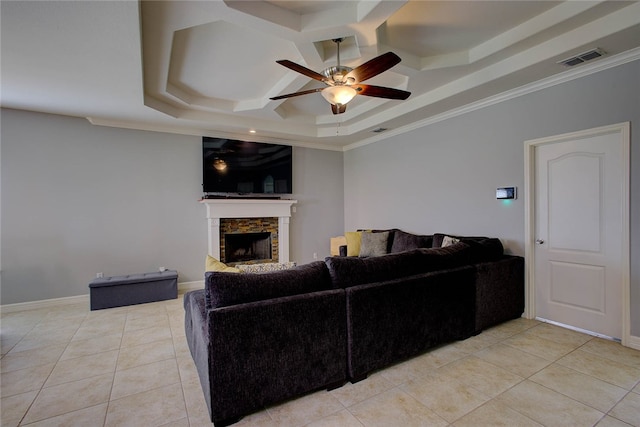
[224,232,272,263]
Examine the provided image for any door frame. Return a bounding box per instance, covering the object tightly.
[523,122,630,346]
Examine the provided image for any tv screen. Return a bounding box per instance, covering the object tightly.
[202,137,293,196]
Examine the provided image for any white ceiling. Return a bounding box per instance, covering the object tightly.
[2,1,639,151]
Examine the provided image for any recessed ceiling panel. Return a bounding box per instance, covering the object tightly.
[265,0,348,15]
[382,1,560,57]
[4,0,639,148]
[169,20,299,102]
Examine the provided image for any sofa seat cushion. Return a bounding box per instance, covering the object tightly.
[205,261,331,309]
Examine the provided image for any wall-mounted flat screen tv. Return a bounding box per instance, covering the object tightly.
[202,137,293,196]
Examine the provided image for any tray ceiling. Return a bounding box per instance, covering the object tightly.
[2,1,639,150]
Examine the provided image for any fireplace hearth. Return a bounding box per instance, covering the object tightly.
[224,232,272,263]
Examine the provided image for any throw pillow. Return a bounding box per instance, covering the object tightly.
[205,255,241,273]
[345,231,363,256]
[206,261,331,309]
[441,235,461,247]
[358,231,390,257]
[236,262,297,273]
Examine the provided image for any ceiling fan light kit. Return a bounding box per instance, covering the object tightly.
[270,38,411,115]
[321,86,357,105]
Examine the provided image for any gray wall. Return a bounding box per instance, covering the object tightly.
[290,146,344,262]
[0,109,344,304]
[2,61,637,334]
[344,59,639,335]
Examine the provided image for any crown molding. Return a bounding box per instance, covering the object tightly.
[345,47,640,152]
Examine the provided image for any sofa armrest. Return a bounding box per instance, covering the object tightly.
[184,290,208,360]
[207,289,347,424]
[474,255,525,333]
[345,266,475,380]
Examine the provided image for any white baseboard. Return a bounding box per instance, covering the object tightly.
[626,334,640,351]
[0,280,205,314]
[178,280,204,292]
[0,294,90,314]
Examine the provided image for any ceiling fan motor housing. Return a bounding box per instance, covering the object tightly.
[322,66,355,85]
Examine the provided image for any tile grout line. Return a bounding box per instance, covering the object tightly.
[103,307,127,427]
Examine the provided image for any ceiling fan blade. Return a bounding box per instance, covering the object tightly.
[276,60,326,82]
[346,52,401,83]
[331,104,347,115]
[270,88,324,101]
[353,84,411,100]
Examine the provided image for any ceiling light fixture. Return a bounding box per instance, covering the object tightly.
[321,86,357,105]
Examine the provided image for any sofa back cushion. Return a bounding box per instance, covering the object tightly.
[414,242,475,269]
[205,261,331,309]
[326,242,472,289]
[432,233,504,262]
[325,250,424,289]
[463,238,504,262]
[390,229,433,253]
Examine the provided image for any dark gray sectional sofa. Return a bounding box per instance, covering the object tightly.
[183,262,346,427]
[184,230,524,426]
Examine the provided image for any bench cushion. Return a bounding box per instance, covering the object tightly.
[89,270,178,310]
[89,271,178,287]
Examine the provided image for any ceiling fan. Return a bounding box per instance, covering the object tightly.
[270,38,411,115]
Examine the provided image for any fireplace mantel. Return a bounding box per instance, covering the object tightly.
[200,199,297,262]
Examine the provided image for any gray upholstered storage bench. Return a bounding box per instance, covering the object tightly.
[89,270,178,310]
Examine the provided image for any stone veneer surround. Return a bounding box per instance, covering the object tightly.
[220,218,279,263]
[200,199,297,263]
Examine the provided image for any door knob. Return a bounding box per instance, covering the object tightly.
[536,239,545,245]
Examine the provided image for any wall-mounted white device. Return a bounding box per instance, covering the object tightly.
[496,187,517,199]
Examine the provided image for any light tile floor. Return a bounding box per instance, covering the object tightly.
[2,292,639,426]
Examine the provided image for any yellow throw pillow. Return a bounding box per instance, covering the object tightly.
[345,231,363,257]
[205,255,241,273]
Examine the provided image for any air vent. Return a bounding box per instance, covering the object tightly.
[557,48,605,67]
[371,127,388,133]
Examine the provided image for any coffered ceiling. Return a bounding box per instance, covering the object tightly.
[2,1,639,150]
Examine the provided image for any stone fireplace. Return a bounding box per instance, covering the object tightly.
[200,199,297,263]
[220,218,278,263]
[224,231,272,263]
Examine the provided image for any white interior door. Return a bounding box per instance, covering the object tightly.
[531,124,629,340]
